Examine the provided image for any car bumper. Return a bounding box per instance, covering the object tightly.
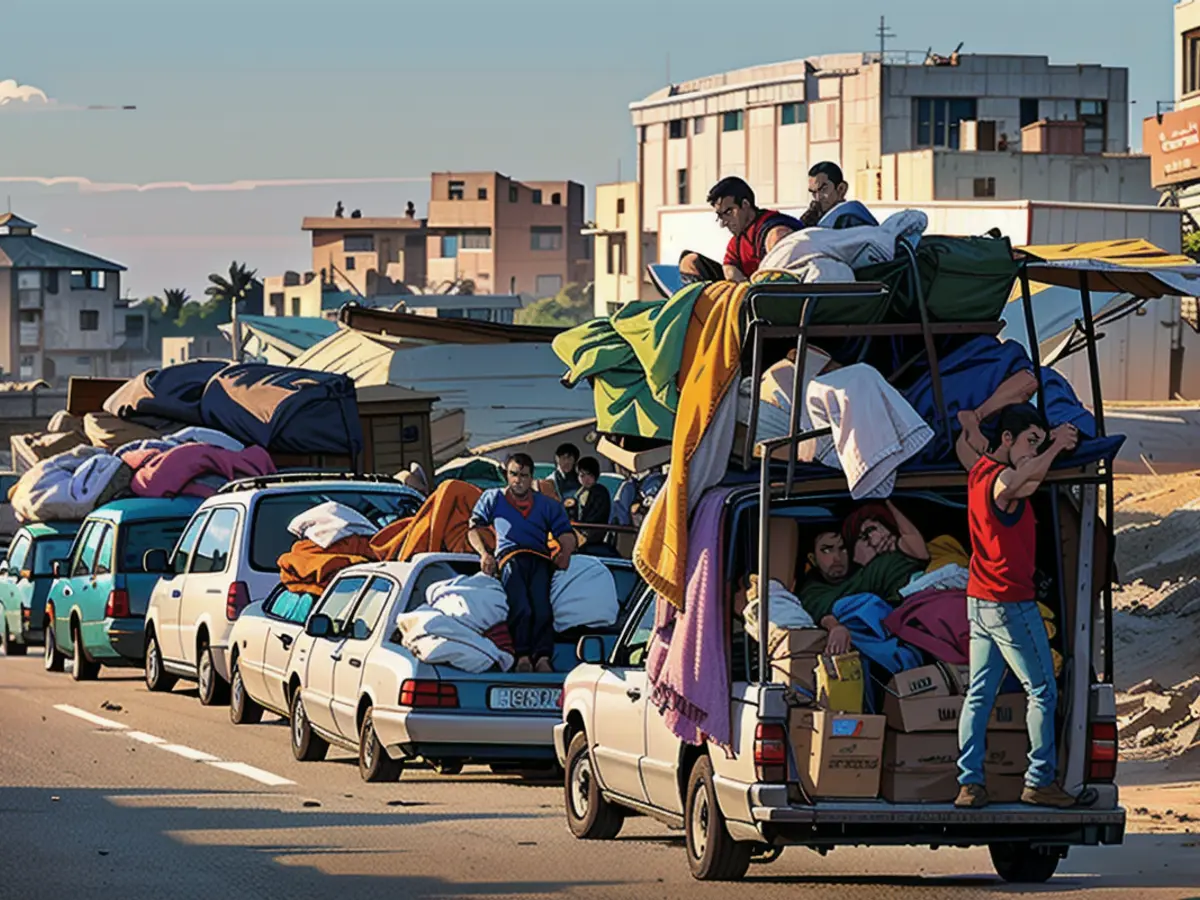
[105,618,146,665]
[374,707,558,758]
[553,723,570,767]
[210,643,232,683]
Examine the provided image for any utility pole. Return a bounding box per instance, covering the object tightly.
[876,15,895,62]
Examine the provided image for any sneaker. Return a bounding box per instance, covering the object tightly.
[1021,783,1088,808]
[534,657,554,674]
[954,784,989,809]
[514,657,533,673]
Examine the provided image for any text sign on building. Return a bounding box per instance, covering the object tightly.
[1144,110,1200,188]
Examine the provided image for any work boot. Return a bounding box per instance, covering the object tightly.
[1021,783,1090,808]
[534,657,554,674]
[514,657,533,673]
[954,784,989,809]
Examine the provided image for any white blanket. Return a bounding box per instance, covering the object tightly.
[287,501,378,550]
[735,351,833,460]
[805,364,933,499]
[757,209,929,275]
[550,555,620,631]
[11,446,127,524]
[899,563,970,598]
[426,574,509,632]
[396,607,513,673]
[743,579,815,650]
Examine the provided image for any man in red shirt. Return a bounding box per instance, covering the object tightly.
[953,403,1090,809]
[679,177,802,284]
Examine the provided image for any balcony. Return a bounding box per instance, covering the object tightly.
[19,322,41,347]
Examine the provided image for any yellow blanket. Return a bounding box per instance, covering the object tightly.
[634,280,747,609]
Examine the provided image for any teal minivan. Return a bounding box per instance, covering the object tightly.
[44,498,202,679]
[0,522,79,655]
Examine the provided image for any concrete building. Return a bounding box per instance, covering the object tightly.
[425,172,589,299]
[162,334,232,368]
[1143,1,1200,215]
[303,214,427,296]
[0,213,144,386]
[585,182,660,316]
[403,293,521,324]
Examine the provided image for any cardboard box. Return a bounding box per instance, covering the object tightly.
[769,629,827,700]
[984,730,1030,775]
[889,664,956,701]
[790,708,886,799]
[594,436,671,474]
[881,768,959,803]
[987,774,1026,803]
[884,693,1028,734]
[883,729,960,770]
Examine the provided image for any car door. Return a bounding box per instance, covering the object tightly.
[158,511,210,662]
[296,575,368,736]
[0,533,31,640]
[590,593,655,803]
[259,589,319,713]
[84,525,117,644]
[58,522,104,653]
[330,576,396,739]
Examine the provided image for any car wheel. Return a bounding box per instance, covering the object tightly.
[684,756,751,881]
[70,624,100,682]
[43,623,64,673]
[989,842,1063,884]
[2,624,27,656]
[144,632,176,692]
[564,731,624,840]
[358,707,403,783]
[197,644,230,707]
[289,689,328,762]
[229,656,263,725]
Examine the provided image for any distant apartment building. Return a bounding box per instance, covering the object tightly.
[426,172,589,298]
[303,213,427,296]
[403,293,521,324]
[0,213,149,385]
[1144,1,1200,216]
[586,182,659,316]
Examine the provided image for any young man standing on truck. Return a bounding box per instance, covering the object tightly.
[468,453,577,674]
[953,403,1089,809]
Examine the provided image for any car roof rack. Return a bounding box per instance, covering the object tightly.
[215,472,404,494]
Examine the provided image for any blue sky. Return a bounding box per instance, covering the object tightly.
[0,0,1178,297]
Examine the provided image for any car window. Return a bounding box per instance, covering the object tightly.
[249,490,423,572]
[346,577,394,640]
[5,535,31,573]
[71,523,103,577]
[189,508,239,574]
[33,538,74,576]
[171,512,210,575]
[267,589,317,625]
[93,526,115,576]
[315,576,368,635]
[615,592,656,668]
[123,520,189,574]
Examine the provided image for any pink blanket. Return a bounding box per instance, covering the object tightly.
[645,487,733,755]
[882,586,970,666]
[123,443,276,499]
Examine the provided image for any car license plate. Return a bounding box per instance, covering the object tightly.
[488,686,561,711]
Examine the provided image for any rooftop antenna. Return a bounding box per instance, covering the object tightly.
[876,15,896,62]
[666,52,671,86]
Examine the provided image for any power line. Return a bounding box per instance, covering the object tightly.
[876,15,896,60]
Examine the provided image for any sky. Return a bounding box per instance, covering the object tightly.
[0,0,1179,298]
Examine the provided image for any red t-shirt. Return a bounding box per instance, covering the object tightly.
[723,209,801,276]
[966,456,1037,603]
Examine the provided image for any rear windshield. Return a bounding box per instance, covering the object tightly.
[250,489,423,572]
[33,538,74,575]
[121,520,189,574]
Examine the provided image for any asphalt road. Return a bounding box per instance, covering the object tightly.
[2,656,1198,900]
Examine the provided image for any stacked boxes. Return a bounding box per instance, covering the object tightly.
[788,707,887,799]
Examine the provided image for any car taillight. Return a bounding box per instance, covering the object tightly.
[105,589,131,619]
[754,723,788,783]
[399,679,459,708]
[226,582,251,621]
[1087,721,1117,782]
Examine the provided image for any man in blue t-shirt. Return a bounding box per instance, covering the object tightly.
[468,452,577,673]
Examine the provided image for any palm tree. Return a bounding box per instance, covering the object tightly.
[163,287,189,322]
[206,261,258,363]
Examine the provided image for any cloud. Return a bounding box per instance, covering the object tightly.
[0,78,50,107]
[0,175,429,194]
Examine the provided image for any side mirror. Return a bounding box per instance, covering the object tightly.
[306,613,334,639]
[142,549,170,574]
[52,559,68,579]
[576,634,606,665]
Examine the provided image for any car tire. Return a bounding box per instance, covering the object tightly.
[358,707,403,783]
[144,631,176,692]
[564,731,624,840]
[229,656,263,725]
[2,624,27,656]
[684,756,751,881]
[290,689,328,762]
[43,622,64,673]
[197,643,230,707]
[70,624,100,682]
[989,842,1062,884]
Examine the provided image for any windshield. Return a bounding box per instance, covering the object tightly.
[33,538,75,575]
[121,520,189,574]
[251,489,422,572]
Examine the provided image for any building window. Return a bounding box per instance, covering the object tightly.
[551,192,561,205]
[1020,98,1040,128]
[530,226,562,251]
[639,125,647,143]
[1185,28,1200,96]
[535,274,563,297]
[973,177,997,198]
[79,309,100,331]
[76,356,91,367]
[1077,99,1107,154]
[70,269,106,290]
[441,308,465,319]
[509,184,519,202]
[914,97,978,149]
[532,189,543,204]
[345,256,356,270]
[607,235,627,276]
[448,180,465,200]
[344,234,374,252]
[291,297,301,316]
[478,186,488,200]
[441,235,459,258]
[676,168,689,205]
[125,315,144,339]
[669,118,687,140]
[46,270,58,294]
[722,110,744,132]
[693,116,705,135]
[462,230,491,250]
[270,291,285,315]
[18,355,34,379]
[466,308,492,321]
[780,102,807,126]
[616,197,626,215]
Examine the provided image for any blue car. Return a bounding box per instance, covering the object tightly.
[0,522,79,655]
[44,498,203,679]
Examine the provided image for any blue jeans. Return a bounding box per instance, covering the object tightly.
[501,554,554,661]
[957,597,1058,789]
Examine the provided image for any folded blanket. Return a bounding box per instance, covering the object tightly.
[278,535,378,596]
[84,412,167,451]
[550,555,620,631]
[124,443,276,499]
[371,479,495,561]
[10,446,130,524]
[743,577,816,654]
[288,501,378,550]
[396,607,513,673]
[426,573,510,633]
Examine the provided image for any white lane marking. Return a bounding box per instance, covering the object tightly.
[207,761,296,787]
[157,743,221,762]
[53,704,127,730]
[126,731,166,745]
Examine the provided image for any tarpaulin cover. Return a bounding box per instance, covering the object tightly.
[103,360,227,426]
